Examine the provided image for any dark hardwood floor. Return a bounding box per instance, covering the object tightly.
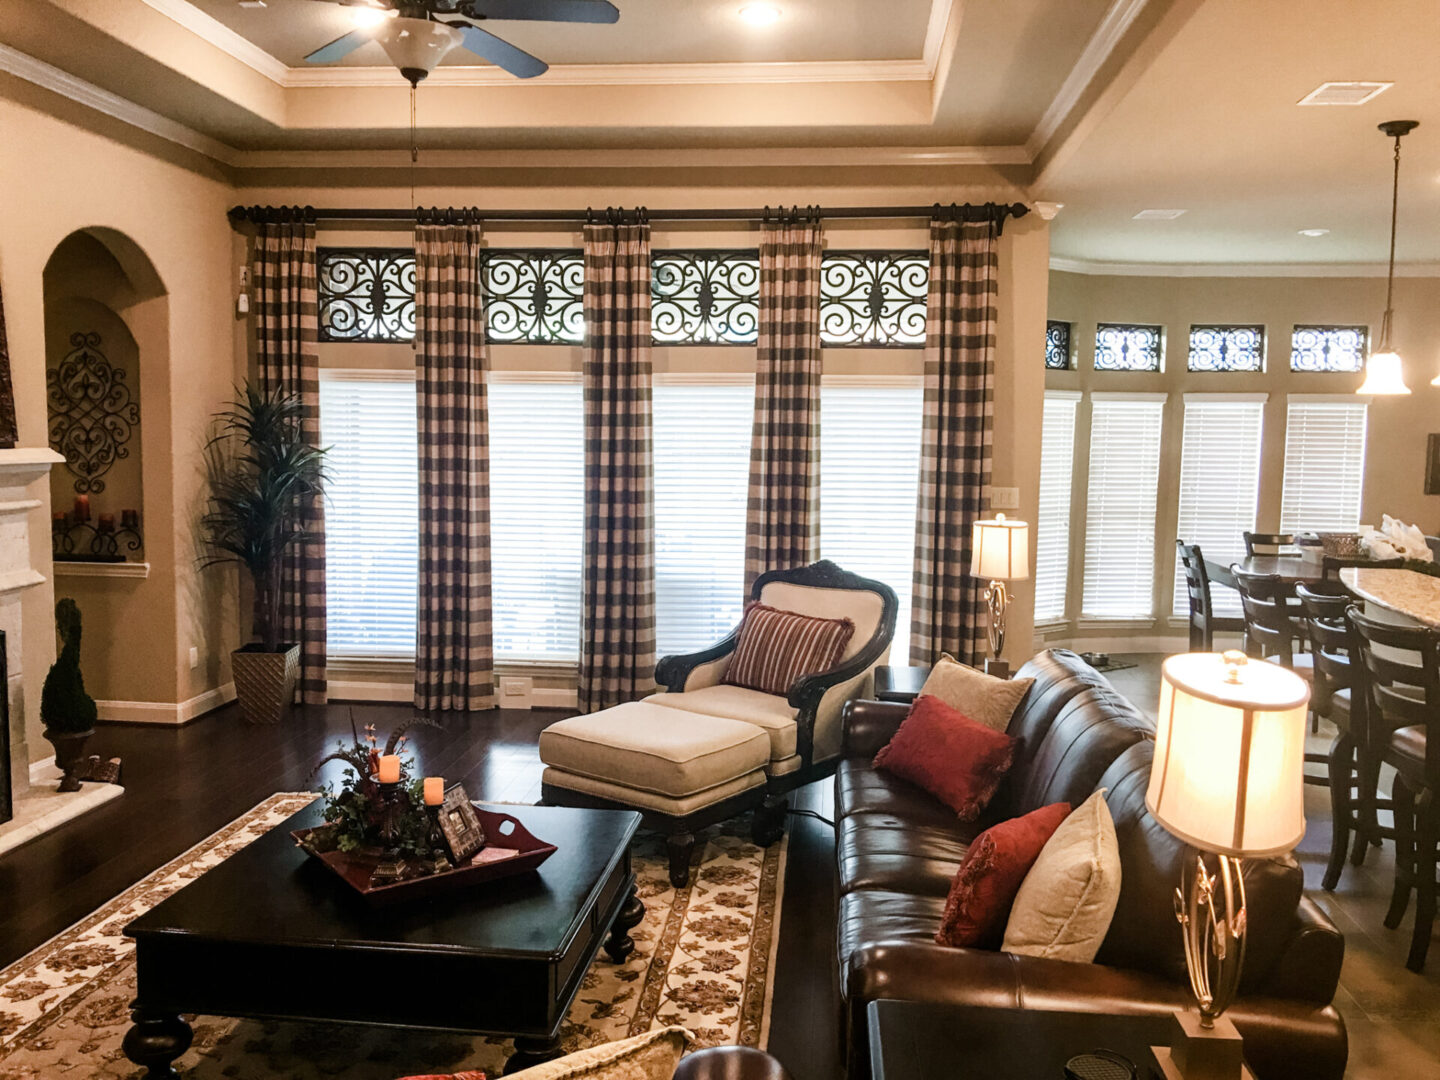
[0,700,843,1080]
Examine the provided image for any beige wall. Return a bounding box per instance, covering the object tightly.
[1043,269,1440,650]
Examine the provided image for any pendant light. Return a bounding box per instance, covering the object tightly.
[1357,120,1418,395]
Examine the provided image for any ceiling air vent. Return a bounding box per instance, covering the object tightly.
[1132,209,1187,220]
[1298,82,1392,106]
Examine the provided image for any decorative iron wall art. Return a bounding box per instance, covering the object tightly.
[1045,321,1073,369]
[317,249,417,342]
[1188,325,1265,372]
[1290,325,1368,373]
[652,252,760,344]
[819,252,928,347]
[481,250,584,344]
[1094,323,1163,371]
[46,331,140,494]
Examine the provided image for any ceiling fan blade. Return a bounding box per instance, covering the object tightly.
[305,28,372,64]
[453,24,549,78]
[464,0,619,23]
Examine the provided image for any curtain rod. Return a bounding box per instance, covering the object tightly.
[227,201,1029,232]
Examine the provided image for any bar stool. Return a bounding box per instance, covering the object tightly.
[1349,605,1440,972]
[1176,541,1245,651]
[1244,531,1296,556]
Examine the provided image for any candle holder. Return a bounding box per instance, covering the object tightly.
[421,806,454,875]
[52,510,144,562]
[369,779,409,886]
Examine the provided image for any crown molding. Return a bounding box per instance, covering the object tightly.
[922,0,959,77]
[138,0,290,83]
[1050,255,1440,278]
[1025,0,1150,160]
[0,42,237,165]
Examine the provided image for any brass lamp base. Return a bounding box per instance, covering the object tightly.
[983,578,1009,661]
[1153,1013,1254,1080]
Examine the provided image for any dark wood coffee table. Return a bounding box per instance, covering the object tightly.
[122,801,643,1078]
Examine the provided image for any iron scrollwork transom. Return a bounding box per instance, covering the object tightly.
[317,249,417,342]
[1188,325,1265,372]
[46,331,139,494]
[1094,323,1163,371]
[1290,325,1368,373]
[1045,320,1072,369]
[652,252,759,344]
[481,250,584,344]
[819,252,928,347]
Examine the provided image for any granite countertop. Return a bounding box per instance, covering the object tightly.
[1340,567,1440,629]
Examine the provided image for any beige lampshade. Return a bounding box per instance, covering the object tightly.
[971,513,1029,581]
[1146,652,1309,858]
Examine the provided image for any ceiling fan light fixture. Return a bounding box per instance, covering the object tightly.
[738,4,783,26]
[377,17,462,85]
[349,5,397,29]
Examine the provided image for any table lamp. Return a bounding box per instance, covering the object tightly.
[970,513,1029,678]
[1145,650,1309,1080]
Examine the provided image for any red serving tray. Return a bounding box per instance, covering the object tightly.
[292,806,557,906]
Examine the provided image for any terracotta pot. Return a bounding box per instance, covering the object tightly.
[231,643,301,725]
[43,728,93,793]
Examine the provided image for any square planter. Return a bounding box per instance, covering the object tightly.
[231,644,301,725]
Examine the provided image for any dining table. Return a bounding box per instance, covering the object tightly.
[1204,554,1327,590]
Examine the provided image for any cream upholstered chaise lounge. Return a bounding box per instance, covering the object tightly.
[540,561,898,887]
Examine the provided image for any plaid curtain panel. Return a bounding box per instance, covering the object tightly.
[579,219,657,712]
[414,222,496,712]
[910,217,997,666]
[745,213,823,592]
[253,218,327,704]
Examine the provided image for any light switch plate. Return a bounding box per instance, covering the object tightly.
[990,486,1020,510]
[188,646,199,669]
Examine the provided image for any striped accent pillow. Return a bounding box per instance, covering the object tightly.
[722,603,856,697]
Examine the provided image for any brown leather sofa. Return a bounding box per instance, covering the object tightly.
[835,649,1347,1080]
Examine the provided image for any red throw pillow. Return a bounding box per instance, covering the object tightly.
[935,801,1072,949]
[873,694,1016,821]
[722,602,855,696]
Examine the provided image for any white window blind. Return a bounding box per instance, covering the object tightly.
[489,377,584,663]
[1280,397,1368,535]
[318,372,419,657]
[653,378,753,656]
[820,378,924,666]
[1034,391,1080,623]
[1172,395,1265,617]
[1081,394,1166,619]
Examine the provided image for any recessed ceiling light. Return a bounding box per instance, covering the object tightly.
[738,4,783,26]
[1297,81,1392,106]
[349,5,397,28]
[1132,209,1187,220]
[1298,228,1331,237]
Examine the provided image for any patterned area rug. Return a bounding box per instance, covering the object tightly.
[0,793,787,1079]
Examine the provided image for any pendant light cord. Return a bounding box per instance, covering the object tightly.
[409,83,418,214]
[1381,131,1402,349]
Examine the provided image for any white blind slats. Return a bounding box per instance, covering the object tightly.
[1172,399,1265,617]
[1280,398,1368,534]
[1034,393,1079,622]
[318,374,420,656]
[1081,397,1165,619]
[819,380,924,667]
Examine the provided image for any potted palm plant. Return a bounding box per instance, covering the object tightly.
[202,382,326,725]
[40,598,98,791]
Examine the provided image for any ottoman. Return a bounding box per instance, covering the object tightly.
[540,701,773,887]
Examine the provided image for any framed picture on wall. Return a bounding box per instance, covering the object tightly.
[1427,434,1440,496]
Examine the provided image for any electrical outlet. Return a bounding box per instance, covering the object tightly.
[188,646,199,670]
[990,486,1020,510]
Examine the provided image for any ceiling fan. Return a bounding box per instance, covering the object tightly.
[303,1,620,84]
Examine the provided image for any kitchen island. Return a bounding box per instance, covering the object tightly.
[1340,567,1440,629]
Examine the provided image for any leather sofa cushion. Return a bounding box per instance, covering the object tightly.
[647,685,799,760]
[835,759,964,829]
[838,811,973,897]
[838,889,948,986]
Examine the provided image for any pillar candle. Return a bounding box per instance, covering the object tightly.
[376,754,401,784]
[423,777,444,806]
[98,513,116,533]
[73,494,90,522]
[121,509,139,529]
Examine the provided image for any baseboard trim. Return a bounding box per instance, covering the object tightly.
[328,678,578,710]
[97,683,237,726]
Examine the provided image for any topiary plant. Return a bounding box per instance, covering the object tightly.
[40,598,98,734]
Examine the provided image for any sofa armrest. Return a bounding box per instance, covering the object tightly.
[841,699,910,758]
[1258,895,1345,1006]
[655,630,740,693]
[843,943,1346,1080]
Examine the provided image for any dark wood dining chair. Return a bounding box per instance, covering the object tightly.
[1175,541,1245,651]
[1234,568,1323,771]
[1348,605,1440,972]
[1244,531,1297,556]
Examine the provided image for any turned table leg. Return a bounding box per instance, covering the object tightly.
[605,880,645,963]
[122,1008,193,1079]
[506,1032,564,1074]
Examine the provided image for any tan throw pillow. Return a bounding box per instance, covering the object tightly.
[918,654,1034,733]
[502,1027,692,1080]
[1001,789,1121,963]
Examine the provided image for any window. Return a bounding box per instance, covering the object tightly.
[1034,391,1080,622]
[819,377,924,665]
[1280,396,1369,534]
[481,250,585,344]
[1172,395,1266,617]
[1081,394,1166,619]
[653,378,753,655]
[488,376,585,661]
[1045,321,1073,370]
[1290,326,1368,373]
[1094,323,1163,371]
[1188,325,1264,372]
[318,249,416,342]
[652,253,759,345]
[318,372,419,655]
[819,253,928,347]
